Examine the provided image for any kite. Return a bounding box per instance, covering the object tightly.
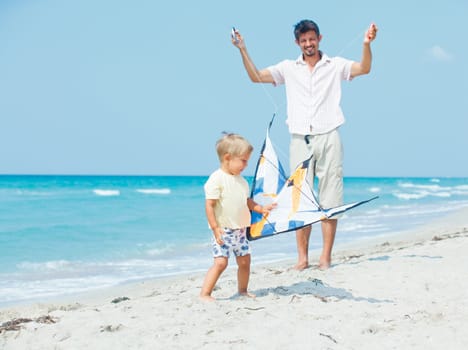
[247,115,378,240]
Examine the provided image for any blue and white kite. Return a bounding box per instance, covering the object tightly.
[248,116,378,240]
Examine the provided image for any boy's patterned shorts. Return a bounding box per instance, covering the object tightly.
[212,227,251,258]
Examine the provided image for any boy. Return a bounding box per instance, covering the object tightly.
[200,133,274,301]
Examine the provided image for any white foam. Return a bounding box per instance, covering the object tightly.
[453,185,468,195]
[15,190,54,196]
[339,222,387,233]
[398,182,468,196]
[18,260,73,271]
[93,189,120,196]
[433,192,451,198]
[398,182,443,191]
[393,192,428,200]
[368,187,381,193]
[391,180,468,200]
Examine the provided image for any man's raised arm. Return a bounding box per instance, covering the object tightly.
[351,23,378,78]
[232,29,275,84]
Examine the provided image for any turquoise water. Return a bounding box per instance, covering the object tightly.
[1,175,467,306]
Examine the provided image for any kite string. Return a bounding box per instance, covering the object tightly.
[335,27,366,57]
[262,155,323,210]
[247,57,280,115]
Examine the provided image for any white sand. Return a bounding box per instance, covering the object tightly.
[1,208,468,349]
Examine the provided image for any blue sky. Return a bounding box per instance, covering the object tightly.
[0,0,466,177]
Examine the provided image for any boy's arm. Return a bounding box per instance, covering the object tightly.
[232,30,275,84]
[247,198,276,214]
[205,199,224,244]
[350,23,378,78]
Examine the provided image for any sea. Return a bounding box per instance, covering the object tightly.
[1,175,467,307]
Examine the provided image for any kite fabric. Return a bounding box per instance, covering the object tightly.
[247,115,378,240]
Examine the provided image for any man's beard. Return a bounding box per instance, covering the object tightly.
[303,47,316,56]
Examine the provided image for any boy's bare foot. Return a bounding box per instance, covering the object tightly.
[293,262,309,270]
[238,291,256,298]
[199,294,216,302]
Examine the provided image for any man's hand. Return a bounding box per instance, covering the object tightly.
[364,23,378,44]
[231,28,245,48]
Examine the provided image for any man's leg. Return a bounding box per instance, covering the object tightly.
[290,134,314,270]
[294,225,311,270]
[319,219,337,270]
[315,130,342,269]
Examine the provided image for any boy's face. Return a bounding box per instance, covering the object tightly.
[224,152,251,175]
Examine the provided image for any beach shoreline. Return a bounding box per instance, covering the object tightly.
[1,208,468,349]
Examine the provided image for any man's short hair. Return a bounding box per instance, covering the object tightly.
[294,19,320,40]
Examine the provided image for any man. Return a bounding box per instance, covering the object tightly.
[232,19,378,270]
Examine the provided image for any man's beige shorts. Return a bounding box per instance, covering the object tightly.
[289,129,344,209]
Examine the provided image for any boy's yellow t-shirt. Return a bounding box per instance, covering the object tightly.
[204,169,251,229]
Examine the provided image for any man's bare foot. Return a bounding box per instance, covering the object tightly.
[199,294,216,302]
[293,262,309,270]
[238,291,256,298]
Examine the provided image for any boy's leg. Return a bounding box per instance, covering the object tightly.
[200,257,228,301]
[236,254,254,297]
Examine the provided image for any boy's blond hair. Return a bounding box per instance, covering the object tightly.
[216,133,253,161]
